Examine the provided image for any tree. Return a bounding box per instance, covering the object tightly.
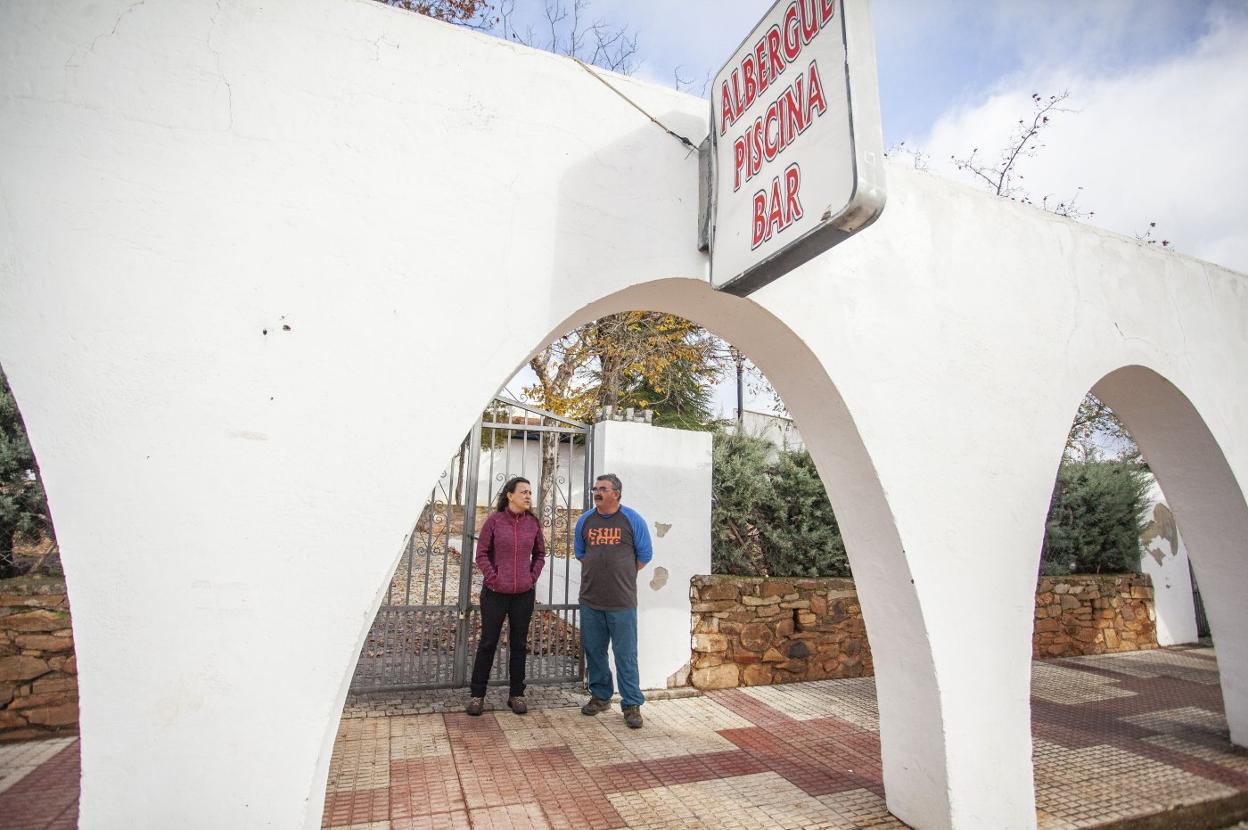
[756,449,847,578]
[1,367,55,579]
[378,0,494,27]
[380,0,638,74]
[951,92,1090,219]
[1041,460,1149,575]
[584,312,722,426]
[710,433,772,576]
[524,312,725,426]
[623,355,715,431]
[710,435,847,579]
[524,312,726,530]
[1066,393,1137,462]
[495,0,639,74]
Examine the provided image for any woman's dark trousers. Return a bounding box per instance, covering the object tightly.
[469,587,535,698]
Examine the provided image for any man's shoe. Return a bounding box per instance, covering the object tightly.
[507,696,528,715]
[466,696,484,716]
[580,696,611,716]
[622,705,643,729]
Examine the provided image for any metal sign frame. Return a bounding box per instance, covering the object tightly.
[704,0,886,297]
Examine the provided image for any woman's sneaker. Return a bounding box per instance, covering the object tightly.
[466,697,484,716]
[580,696,610,716]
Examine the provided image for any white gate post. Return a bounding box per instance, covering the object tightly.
[590,418,713,689]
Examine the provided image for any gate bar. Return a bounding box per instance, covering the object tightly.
[452,415,484,687]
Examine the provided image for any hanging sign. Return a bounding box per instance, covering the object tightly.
[704,0,886,297]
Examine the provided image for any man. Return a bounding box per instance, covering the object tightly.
[574,473,653,729]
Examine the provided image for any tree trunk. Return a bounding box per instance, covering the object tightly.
[454,433,468,507]
[538,418,560,546]
[0,526,19,581]
[599,351,622,408]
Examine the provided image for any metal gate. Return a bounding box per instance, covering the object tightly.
[1190,560,1210,638]
[351,398,592,692]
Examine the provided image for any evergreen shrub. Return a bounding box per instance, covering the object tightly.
[1041,460,1150,575]
[711,433,848,578]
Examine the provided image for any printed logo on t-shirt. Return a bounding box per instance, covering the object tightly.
[587,527,622,545]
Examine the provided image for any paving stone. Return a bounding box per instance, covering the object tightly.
[2,645,1246,830]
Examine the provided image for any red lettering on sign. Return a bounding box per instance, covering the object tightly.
[750,119,764,179]
[728,59,827,191]
[806,60,827,121]
[751,190,769,248]
[765,25,785,84]
[751,163,804,250]
[720,81,736,136]
[821,0,837,27]
[715,0,838,136]
[742,55,758,111]
[733,135,748,191]
[763,100,780,162]
[784,163,804,223]
[799,0,821,42]
[754,39,770,90]
[782,4,802,61]
[780,76,806,146]
[767,175,785,237]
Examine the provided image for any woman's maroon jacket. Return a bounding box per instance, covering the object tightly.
[475,510,547,594]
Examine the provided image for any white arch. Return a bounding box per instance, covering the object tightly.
[510,276,950,823]
[1090,365,1248,744]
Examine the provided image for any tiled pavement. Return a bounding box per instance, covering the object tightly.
[2,645,1247,829]
[0,738,77,829]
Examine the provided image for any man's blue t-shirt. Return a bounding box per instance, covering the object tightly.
[574,505,652,610]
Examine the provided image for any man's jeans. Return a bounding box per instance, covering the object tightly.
[580,605,643,707]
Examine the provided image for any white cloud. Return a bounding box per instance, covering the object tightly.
[916,7,1248,273]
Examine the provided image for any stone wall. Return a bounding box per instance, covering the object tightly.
[690,574,1159,690]
[689,576,872,689]
[0,576,78,741]
[1033,574,1157,658]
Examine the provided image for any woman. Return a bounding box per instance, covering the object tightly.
[466,476,546,716]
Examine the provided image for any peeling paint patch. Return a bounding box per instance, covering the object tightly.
[1141,503,1178,565]
[649,566,668,591]
[654,522,671,538]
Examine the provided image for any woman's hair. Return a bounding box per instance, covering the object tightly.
[495,476,532,513]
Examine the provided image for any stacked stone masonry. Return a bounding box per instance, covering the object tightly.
[689,576,873,689]
[0,576,78,741]
[690,574,1159,690]
[0,573,1163,733]
[1033,574,1157,658]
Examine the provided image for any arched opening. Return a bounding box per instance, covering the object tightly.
[0,363,79,826]
[1028,365,1248,826]
[322,277,947,829]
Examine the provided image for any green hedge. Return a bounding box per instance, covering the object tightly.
[712,435,1150,578]
[1041,460,1149,575]
[711,433,847,578]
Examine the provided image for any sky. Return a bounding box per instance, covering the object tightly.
[492,0,1248,417]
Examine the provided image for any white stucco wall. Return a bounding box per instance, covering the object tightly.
[591,420,714,690]
[731,409,807,459]
[1140,480,1199,647]
[3,3,1247,830]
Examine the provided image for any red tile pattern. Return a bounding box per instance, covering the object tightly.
[0,742,78,830]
